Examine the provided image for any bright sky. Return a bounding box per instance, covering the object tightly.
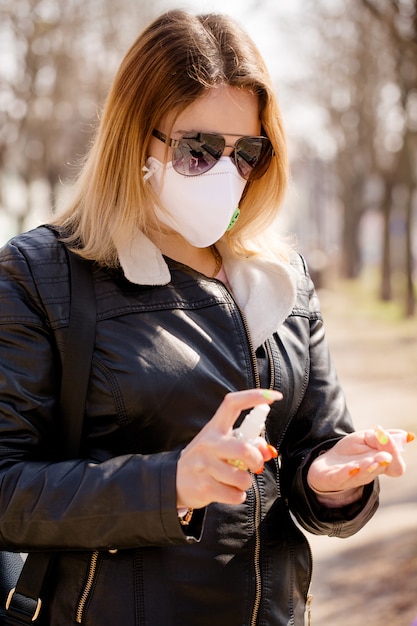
[156,0,308,80]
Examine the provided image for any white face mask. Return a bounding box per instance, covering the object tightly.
[144,156,247,248]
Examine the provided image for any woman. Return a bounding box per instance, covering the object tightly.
[0,10,410,626]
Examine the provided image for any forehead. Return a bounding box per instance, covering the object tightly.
[165,85,261,137]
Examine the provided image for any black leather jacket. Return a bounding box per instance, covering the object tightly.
[0,226,378,625]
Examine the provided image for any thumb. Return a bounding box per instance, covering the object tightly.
[209,388,283,435]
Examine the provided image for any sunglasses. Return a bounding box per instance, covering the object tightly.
[152,129,274,180]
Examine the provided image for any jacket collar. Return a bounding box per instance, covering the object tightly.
[117,230,297,349]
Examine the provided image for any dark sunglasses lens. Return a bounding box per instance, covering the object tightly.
[234,137,273,180]
[172,132,225,176]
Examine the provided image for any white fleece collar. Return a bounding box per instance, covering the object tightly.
[117,231,297,348]
[117,229,171,285]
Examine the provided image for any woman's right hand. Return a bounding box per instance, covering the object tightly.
[176,388,282,510]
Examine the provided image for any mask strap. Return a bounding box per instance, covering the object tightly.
[142,161,159,181]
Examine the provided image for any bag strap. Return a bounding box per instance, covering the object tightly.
[5,248,96,625]
[59,250,97,458]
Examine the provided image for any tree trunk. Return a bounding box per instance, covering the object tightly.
[341,181,363,279]
[404,188,415,316]
[380,179,393,301]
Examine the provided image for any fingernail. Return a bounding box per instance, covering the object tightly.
[375,425,389,445]
[379,460,391,467]
[407,432,415,443]
[261,389,282,401]
[255,465,265,475]
[367,462,379,473]
[349,466,360,477]
[266,444,279,458]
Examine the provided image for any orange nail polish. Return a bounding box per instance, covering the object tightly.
[379,460,391,467]
[255,466,265,475]
[266,444,278,458]
[349,466,360,477]
[407,432,415,443]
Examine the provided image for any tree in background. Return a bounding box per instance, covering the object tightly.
[291,0,416,316]
[362,0,417,315]
[0,0,156,233]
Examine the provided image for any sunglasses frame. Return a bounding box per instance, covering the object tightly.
[151,129,274,180]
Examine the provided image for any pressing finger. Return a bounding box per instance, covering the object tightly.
[210,388,283,435]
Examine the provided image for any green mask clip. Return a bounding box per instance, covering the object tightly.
[227,207,240,231]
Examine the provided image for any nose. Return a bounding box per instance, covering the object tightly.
[223,143,236,157]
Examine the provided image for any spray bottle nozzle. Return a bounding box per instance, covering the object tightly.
[234,403,271,443]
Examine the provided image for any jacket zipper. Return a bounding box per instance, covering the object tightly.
[230,298,262,624]
[239,310,261,388]
[306,590,313,625]
[306,540,314,625]
[271,338,315,626]
[250,473,262,626]
[203,280,316,623]
[76,550,100,623]
[249,339,277,626]
[232,297,277,626]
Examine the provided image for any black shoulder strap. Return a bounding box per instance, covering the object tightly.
[5,248,96,625]
[60,249,97,458]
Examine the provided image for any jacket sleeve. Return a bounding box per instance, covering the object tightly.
[0,234,201,552]
[280,255,379,538]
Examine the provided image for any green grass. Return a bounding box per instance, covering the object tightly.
[329,267,417,329]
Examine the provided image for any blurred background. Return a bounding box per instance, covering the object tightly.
[1,0,416,624]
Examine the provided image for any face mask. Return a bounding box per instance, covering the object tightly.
[144,156,246,248]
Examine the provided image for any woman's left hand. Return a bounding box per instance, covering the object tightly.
[307,426,414,493]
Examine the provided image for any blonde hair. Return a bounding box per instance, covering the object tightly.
[53,10,289,266]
